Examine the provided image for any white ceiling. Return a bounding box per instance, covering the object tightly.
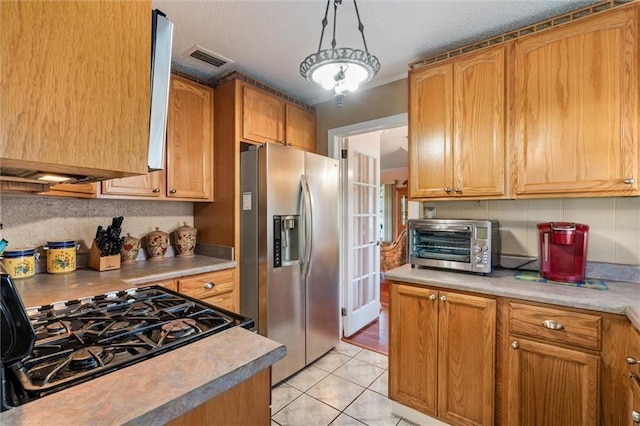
[152,0,600,106]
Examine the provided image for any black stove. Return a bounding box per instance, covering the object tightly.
[0,273,253,410]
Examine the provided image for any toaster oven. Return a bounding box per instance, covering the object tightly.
[407,219,500,274]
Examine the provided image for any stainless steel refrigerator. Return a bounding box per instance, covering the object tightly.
[240,143,340,384]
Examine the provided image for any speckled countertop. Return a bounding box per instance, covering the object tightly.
[0,255,287,425]
[384,264,640,330]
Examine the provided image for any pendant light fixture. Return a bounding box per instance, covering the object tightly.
[300,0,380,107]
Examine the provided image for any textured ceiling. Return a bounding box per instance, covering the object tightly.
[152,0,601,106]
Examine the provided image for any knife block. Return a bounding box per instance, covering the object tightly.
[88,240,121,271]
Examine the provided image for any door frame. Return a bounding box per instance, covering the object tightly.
[327,113,408,337]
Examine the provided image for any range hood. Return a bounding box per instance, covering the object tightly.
[0,9,173,187]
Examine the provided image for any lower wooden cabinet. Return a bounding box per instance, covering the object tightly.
[175,268,238,313]
[167,367,271,425]
[389,283,496,425]
[506,337,600,426]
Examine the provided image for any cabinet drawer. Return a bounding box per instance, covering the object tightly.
[177,269,235,300]
[509,302,601,351]
[152,280,177,292]
[201,292,235,313]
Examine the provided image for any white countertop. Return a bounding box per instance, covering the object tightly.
[384,264,640,330]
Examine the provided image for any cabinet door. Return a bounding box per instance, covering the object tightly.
[409,63,453,198]
[101,171,164,198]
[242,85,285,144]
[513,8,638,196]
[453,47,506,197]
[438,291,496,426]
[40,183,97,198]
[507,338,600,426]
[1,1,150,177]
[630,376,640,426]
[389,284,438,415]
[285,103,316,152]
[166,76,213,200]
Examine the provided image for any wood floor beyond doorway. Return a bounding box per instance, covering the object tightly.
[341,279,389,355]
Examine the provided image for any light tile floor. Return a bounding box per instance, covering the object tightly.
[271,341,418,426]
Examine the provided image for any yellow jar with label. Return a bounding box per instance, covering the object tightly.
[45,241,78,274]
[1,248,39,279]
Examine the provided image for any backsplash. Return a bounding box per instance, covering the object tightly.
[423,197,640,266]
[0,196,193,259]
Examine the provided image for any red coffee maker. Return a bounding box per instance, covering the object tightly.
[537,222,589,283]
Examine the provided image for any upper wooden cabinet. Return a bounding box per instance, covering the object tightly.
[0,1,151,179]
[242,84,316,152]
[166,76,213,200]
[285,104,317,152]
[389,283,496,425]
[512,6,639,197]
[409,46,506,199]
[243,86,285,144]
[101,76,214,201]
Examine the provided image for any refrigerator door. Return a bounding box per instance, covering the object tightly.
[263,144,306,384]
[304,152,340,364]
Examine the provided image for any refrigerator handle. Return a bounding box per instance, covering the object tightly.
[300,174,313,279]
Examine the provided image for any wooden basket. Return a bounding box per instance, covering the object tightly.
[88,240,121,271]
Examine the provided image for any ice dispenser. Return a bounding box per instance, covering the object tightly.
[273,215,300,267]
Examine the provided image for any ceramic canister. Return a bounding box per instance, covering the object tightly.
[1,248,39,279]
[174,222,197,258]
[146,228,169,261]
[121,233,141,264]
[45,241,78,273]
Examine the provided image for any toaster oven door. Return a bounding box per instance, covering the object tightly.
[409,224,473,269]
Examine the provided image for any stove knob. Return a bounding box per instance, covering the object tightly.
[474,245,482,253]
[475,256,483,264]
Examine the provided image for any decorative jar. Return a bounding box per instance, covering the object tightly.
[44,241,79,274]
[120,233,141,264]
[146,228,169,261]
[174,222,197,258]
[1,248,39,279]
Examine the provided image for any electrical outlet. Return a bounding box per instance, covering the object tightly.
[424,206,436,218]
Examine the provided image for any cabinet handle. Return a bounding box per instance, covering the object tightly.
[631,373,640,385]
[542,320,564,330]
[169,189,177,194]
[511,341,519,349]
[429,294,436,301]
[440,295,447,302]
[628,357,639,365]
[203,282,215,290]
[624,178,635,185]
[152,188,160,193]
[632,410,640,424]
[444,187,452,193]
[454,187,462,193]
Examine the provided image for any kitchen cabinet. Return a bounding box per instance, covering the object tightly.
[512,5,639,197]
[40,183,97,199]
[0,1,151,179]
[100,75,213,201]
[175,268,238,313]
[167,368,271,426]
[628,327,640,425]
[506,301,602,425]
[242,83,317,151]
[389,283,496,425]
[409,46,506,200]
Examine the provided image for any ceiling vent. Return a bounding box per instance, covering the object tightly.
[184,45,233,68]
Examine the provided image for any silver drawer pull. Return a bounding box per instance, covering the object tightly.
[203,282,214,290]
[511,341,519,349]
[542,320,564,330]
[632,410,640,424]
[627,357,639,365]
[429,294,436,301]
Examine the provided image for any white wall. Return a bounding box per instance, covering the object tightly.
[422,197,640,265]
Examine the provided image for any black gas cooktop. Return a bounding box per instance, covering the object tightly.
[0,275,253,410]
